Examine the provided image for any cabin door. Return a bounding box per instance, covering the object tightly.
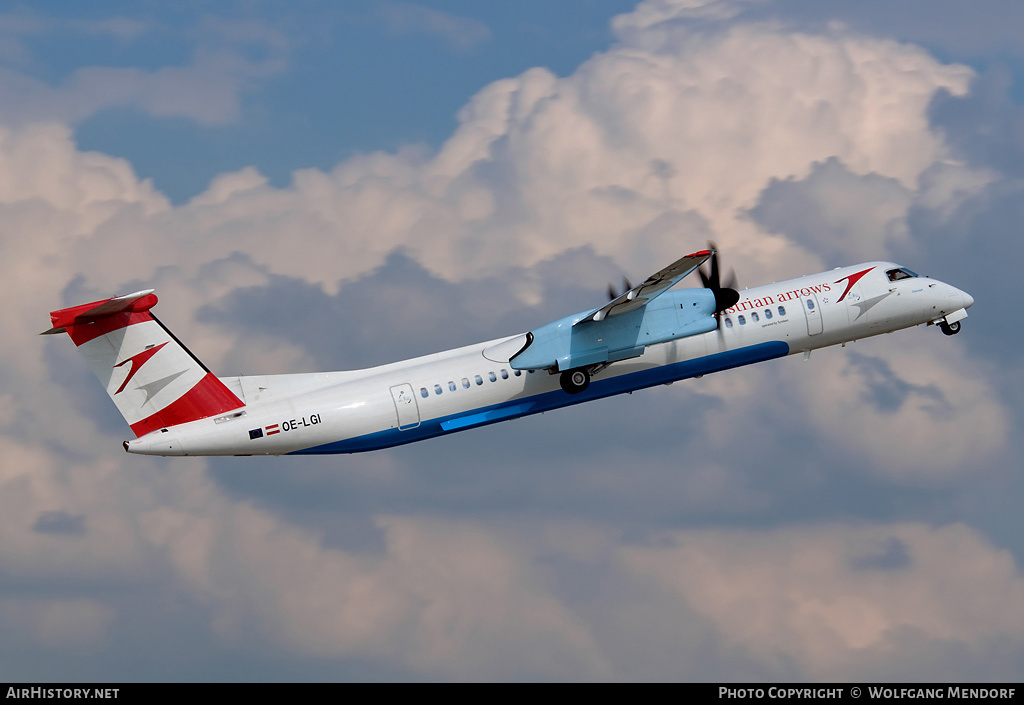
[390,383,421,430]
[802,293,823,335]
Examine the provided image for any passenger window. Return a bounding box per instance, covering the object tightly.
[514,369,522,376]
[475,375,483,386]
[488,371,497,382]
[738,315,746,325]
[778,305,786,316]
[462,378,470,389]
[806,300,815,311]
[724,317,733,328]
[434,384,443,395]
[751,311,759,322]
[449,381,457,392]
[420,387,428,398]
[765,309,772,319]
[500,369,509,379]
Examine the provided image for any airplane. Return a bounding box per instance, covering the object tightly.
[42,247,974,457]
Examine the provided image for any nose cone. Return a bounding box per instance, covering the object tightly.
[961,290,975,309]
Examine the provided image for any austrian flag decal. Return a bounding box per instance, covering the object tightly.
[249,424,281,440]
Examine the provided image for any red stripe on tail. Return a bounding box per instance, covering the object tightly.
[129,373,244,438]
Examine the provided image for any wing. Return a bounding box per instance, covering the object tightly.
[577,249,711,324]
[509,248,719,371]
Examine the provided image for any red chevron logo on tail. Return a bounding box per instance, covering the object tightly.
[113,342,168,394]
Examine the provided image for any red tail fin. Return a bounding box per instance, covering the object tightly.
[44,291,243,437]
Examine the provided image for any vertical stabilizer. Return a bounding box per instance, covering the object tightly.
[44,291,244,437]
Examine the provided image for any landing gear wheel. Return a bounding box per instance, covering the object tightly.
[940,321,961,336]
[560,368,590,394]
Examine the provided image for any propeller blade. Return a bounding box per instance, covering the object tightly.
[714,286,740,313]
[698,242,740,314]
[607,277,635,302]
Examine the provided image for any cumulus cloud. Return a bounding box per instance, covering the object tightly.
[147,508,600,677]
[0,13,287,127]
[622,522,1024,680]
[0,598,115,649]
[802,342,1008,481]
[7,419,1020,680]
[613,0,1024,58]
[4,9,970,304]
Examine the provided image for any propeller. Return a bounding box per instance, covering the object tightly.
[607,277,634,301]
[698,242,740,315]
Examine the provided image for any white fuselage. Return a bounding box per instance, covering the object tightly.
[124,262,973,456]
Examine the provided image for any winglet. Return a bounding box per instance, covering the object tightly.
[42,290,157,335]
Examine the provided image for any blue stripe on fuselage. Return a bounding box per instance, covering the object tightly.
[289,341,789,455]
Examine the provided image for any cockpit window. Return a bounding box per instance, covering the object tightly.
[886,267,919,282]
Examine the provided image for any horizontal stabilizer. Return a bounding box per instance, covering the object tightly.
[42,290,157,335]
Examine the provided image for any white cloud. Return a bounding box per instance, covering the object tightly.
[2,406,1021,679]
[0,55,275,127]
[23,17,967,298]
[622,522,1024,679]
[799,342,1009,481]
[0,598,115,648]
[0,11,975,306]
[375,2,493,52]
[1,441,601,677]
[0,12,286,128]
[0,12,152,42]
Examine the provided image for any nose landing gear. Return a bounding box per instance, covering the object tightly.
[939,320,961,336]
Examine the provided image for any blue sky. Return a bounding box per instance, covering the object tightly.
[4,0,1024,682]
[9,0,637,202]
